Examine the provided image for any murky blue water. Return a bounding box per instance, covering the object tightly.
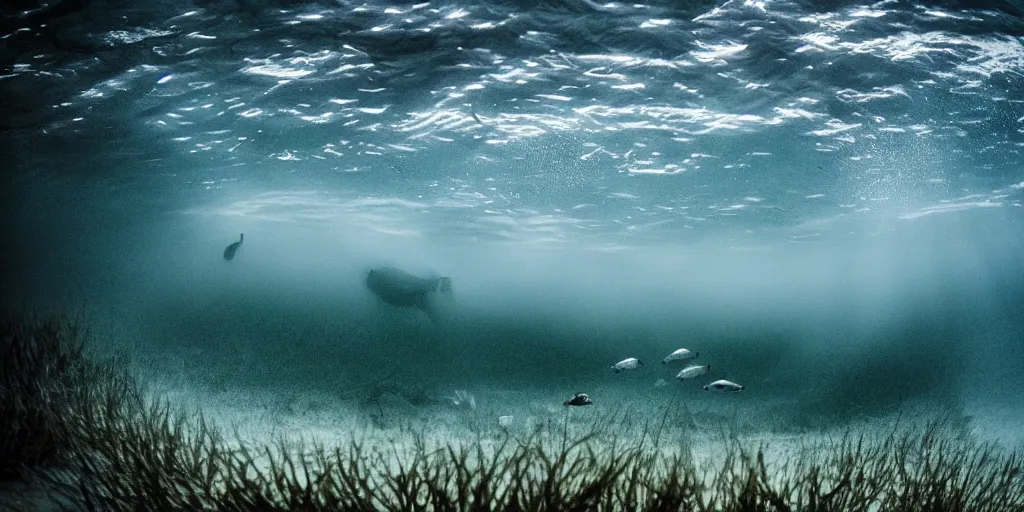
[2,0,1023,446]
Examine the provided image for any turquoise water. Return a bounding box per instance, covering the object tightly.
[1,0,1023,448]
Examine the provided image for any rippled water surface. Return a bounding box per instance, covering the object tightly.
[2,0,1024,450]
[5,0,1022,239]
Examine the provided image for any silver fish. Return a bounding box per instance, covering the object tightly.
[612,357,643,373]
[661,348,698,364]
[703,379,744,392]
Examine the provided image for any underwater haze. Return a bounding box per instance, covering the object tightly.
[2,0,1024,456]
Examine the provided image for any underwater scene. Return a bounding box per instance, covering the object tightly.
[2,0,1024,509]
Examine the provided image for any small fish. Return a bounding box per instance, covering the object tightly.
[662,348,698,364]
[654,378,668,388]
[703,379,745,392]
[498,415,514,428]
[223,233,243,261]
[676,364,711,380]
[563,392,593,407]
[611,357,643,373]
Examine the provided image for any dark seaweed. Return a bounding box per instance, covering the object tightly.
[4,313,1023,511]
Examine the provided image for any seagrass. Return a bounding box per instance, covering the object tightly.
[3,313,1022,511]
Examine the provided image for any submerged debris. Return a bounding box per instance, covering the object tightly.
[447,389,476,409]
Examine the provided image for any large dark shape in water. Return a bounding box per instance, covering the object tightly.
[223,233,243,261]
[365,266,451,322]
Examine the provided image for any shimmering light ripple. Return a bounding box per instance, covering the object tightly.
[1,0,1022,245]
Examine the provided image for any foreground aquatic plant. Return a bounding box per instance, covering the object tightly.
[6,313,1024,511]
[0,313,138,480]
[49,416,1024,511]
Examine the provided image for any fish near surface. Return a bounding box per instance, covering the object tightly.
[365,266,452,322]
[223,233,243,261]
